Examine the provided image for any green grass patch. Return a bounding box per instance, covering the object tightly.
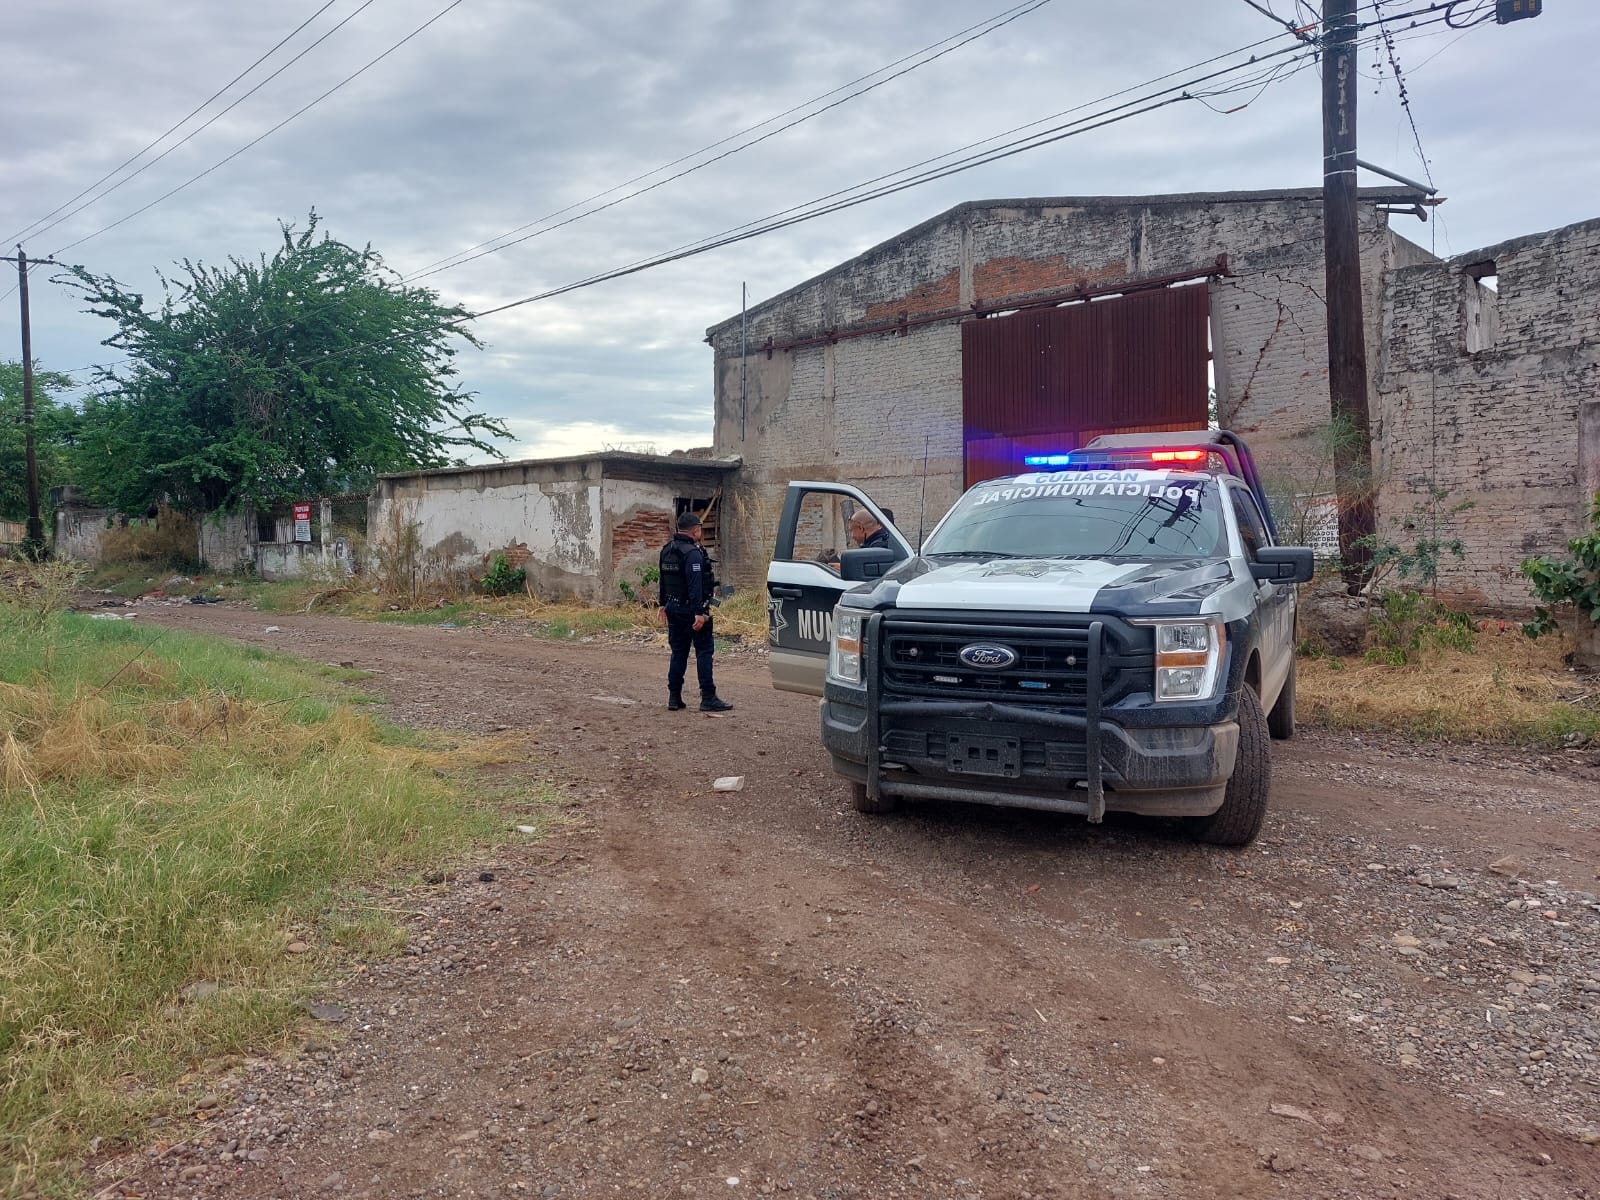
[372,601,475,626]
[0,606,525,1196]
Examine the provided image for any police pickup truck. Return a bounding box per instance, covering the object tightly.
[764,430,1313,846]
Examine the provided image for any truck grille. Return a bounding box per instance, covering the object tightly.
[880,616,1150,707]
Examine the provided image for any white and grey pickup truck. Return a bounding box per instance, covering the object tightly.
[763,430,1314,846]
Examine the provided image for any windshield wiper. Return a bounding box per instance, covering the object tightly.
[924,550,1026,560]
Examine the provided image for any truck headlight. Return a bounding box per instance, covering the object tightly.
[1149,619,1224,702]
[828,608,865,685]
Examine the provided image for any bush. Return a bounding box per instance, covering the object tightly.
[1521,492,1600,642]
[480,552,526,597]
[1365,589,1476,665]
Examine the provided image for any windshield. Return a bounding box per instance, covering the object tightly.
[923,471,1228,561]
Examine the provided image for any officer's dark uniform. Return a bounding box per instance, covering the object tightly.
[658,523,732,712]
[862,525,891,550]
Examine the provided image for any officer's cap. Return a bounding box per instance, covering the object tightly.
[676,512,702,531]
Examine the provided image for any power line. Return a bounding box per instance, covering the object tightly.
[1374,0,1436,187]
[3,0,344,248]
[406,0,1058,282]
[1237,0,1318,41]
[350,15,1466,357]
[56,20,1308,381]
[16,1,379,252]
[45,0,1059,378]
[323,38,1353,356]
[49,0,466,258]
[54,7,1468,384]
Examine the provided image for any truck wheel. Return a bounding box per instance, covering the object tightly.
[852,781,898,814]
[1267,658,1296,741]
[1186,685,1270,846]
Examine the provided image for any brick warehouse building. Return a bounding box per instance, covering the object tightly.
[705,189,1600,609]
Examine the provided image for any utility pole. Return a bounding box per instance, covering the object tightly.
[3,248,56,560]
[1321,0,1375,587]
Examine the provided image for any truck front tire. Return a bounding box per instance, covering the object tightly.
[1185,685,1270,846]
[852,781,898,814]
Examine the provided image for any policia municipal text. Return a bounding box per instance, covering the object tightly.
[657,512,733,712]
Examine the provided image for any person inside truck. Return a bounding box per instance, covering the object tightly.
[849,509,891,551]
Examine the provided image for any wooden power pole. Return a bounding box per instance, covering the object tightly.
[1322,0,1376,586]
[4,248,54,560]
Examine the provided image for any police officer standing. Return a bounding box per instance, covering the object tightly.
[657,512,733,712]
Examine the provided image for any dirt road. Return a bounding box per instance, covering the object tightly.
[98,605,1600,1199]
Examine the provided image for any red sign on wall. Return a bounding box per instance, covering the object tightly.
[293,503,312,543]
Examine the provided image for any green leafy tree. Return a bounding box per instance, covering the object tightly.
[0,361,77,522]
[64,213,507,513]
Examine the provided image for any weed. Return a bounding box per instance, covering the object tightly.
[481,552,526,597]
[0,559,88,635]
[1521,493,1600,662]
[1365,590,1477,665]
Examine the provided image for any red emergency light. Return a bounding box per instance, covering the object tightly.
[1149,450,1208,463]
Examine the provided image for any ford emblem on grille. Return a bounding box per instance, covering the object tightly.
[957,643,1018,670]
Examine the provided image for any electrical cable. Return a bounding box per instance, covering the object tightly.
[3,0,343,248]
[1237,0,1317,41]
[17,1,379,252]
[49,0,466,258]
[406,0,1058,281]
[54,8,1468,383]
[1374,0,1436,188]
[54,8,1301,378]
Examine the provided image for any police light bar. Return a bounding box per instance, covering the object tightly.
[1022,448,1209,467]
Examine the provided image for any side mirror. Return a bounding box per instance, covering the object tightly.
[840,547,897,583]
[1250,546,1315,585]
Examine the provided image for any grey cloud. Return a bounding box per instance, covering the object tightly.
[3,0,1595,456]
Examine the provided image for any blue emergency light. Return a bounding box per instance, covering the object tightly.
[1022,453,1076,466]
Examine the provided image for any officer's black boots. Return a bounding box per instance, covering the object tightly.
[699,694,734,713]
[667,691,686,711]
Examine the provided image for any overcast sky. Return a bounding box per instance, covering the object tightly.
[3,0,1593,461]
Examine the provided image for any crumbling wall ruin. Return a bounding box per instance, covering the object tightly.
[1376,217,1600,608]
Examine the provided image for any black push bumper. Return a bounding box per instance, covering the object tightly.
[823,614,1238,819]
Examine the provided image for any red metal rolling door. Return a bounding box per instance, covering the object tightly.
[961,284,1210,486]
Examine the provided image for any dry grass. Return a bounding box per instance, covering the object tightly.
[98,507,199,569]
[0,605,537,1197]
[250,573,774,644]
[1300,627,1600,745]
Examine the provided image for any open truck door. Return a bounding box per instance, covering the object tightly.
[767,482,910,696]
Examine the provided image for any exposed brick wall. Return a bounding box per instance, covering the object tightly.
[972,253,1126,303]
[863,268,960,323]
[611,508,672,571]
[1376,218,1600,608]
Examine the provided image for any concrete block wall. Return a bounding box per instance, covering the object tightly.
[370,459,606,598]
[367,456,735,601]
[708,191,1423,584]
[198,509,255,572]
[1376,217,1600,607]
[52,504,108,562]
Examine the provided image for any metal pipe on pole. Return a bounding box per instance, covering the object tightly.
[1322,0,1376,586]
